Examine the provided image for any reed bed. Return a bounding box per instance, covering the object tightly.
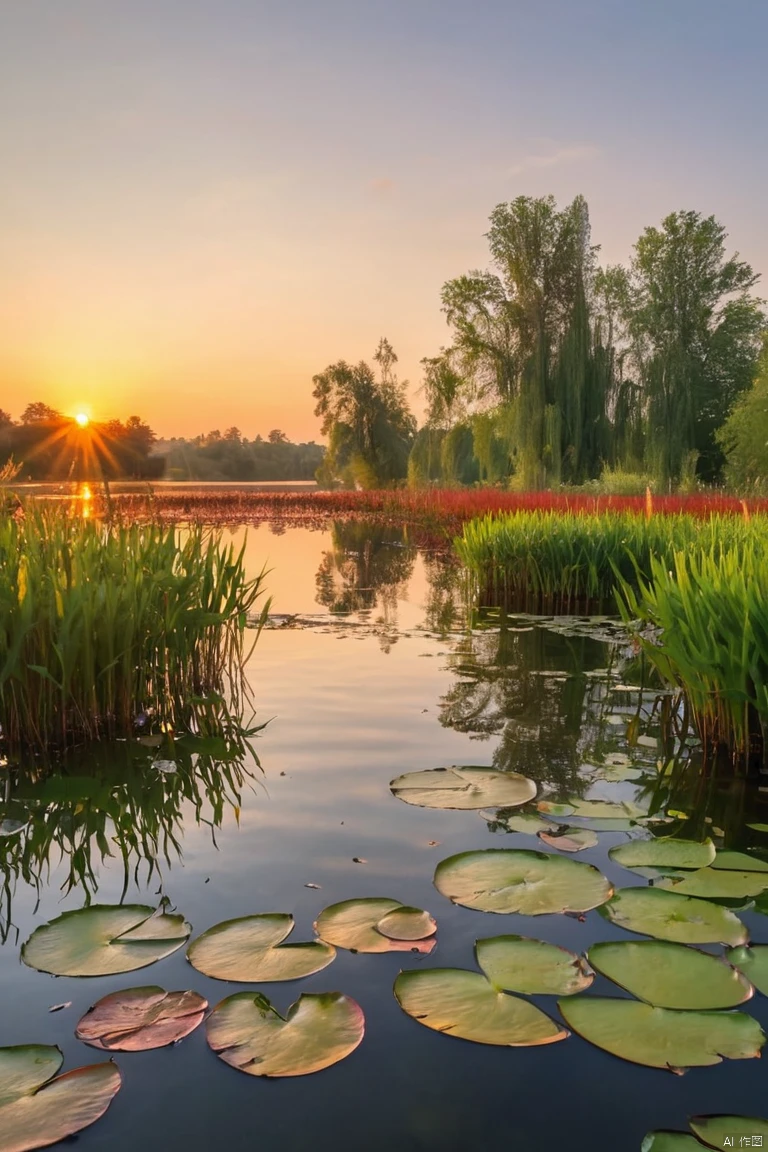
[619,545,768,767]
[0,506,269,753]
[456,510,768,614]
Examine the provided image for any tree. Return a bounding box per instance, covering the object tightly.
[718,343,768,491]
[312,339,416,488]
[268,429,288,444]
[624,211,765,486]
[0,409,13,428]
[21,402,60,423]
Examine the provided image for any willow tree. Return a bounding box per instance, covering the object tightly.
[312,339,416,488]
[625,211,765,486]
[439,195,604,486]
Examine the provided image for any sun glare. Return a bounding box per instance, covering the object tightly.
[75,412,90,428]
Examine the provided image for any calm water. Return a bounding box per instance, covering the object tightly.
[1,522,767,1151]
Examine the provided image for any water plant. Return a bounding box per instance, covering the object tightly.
[0,505,269,752]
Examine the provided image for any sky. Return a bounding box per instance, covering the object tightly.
[1,0,767,442]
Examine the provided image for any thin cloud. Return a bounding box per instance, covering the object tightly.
[367,176,397,198]
[507,143,601,177]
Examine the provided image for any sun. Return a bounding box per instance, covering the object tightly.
[74,412,90,428]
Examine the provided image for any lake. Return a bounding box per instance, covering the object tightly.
[1,520,767,1151]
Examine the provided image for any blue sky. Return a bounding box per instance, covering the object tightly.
[1,0,766,437]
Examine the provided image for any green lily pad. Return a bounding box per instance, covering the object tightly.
[747,823,768,834]
[656,868,768,900]
[537,826,598,852]
[187,913,335,982]
[587,941,753,1009]
[433,849,613,915]
[394,968,568,1047]
[390,766,536,810]
[375,907,436,942]
[315,899,437,954]
[476,935,593,996]
[206,991,364,1077]
[557,996,765,1071]
[75,987,208,1051]
[711,850,768,873]
[480,811,549,834]
[608,838,715,871]
[641,1133,708,1151]
[0,1046,121,1152]
[599,888,748,946]
[21,905,192,977]
[538,798,647,820]
[726,946,768,997]
[689,1115,768,1149]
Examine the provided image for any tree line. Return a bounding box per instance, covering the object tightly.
[313,197,767,492]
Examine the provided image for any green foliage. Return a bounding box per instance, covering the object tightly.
[0,410,162,481]
[0,506,269,752]
[718,346,768,492]
[163,433,324,482]
[312,338,416,488]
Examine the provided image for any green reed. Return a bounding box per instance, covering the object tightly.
[0,505,269,752]
[619,543,768,767]
[456,510,768,614]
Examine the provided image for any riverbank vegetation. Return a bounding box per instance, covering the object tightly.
[0,506,268,753]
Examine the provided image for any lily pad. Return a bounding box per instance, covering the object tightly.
[394,968,568,1046]
[641,1133,709,1151]
[557,996,765,1071]
[433,849,613,915]
[390,766,536,810]
[656,868,768,900]
[206,991,364,1077]
[480,811,549,834]
[21,905,192,977]
[315,899,436,954]
[587,941,753,1009]
[375,907,436,942]
[726,946,768,997]
[476,935,593,996]
[0,1046,121,1152]
[187,913,335,982]
[538,798,647,820]
[689,1115,768,1149]
[537,827,598,853]
[608,838,716,871]
[599,888,748,946]
[711,850,768,873]
[75,987,207,1051]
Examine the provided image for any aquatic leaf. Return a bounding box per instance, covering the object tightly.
[0,1046,121,1152]
[726,946,768,997]
[656,868,768,899]
[206,991,364,1077]
[537,827,598,852]
[315,899,436,953]
[75,987,207,1051]
[558,996,765,1071]
[476,935,593,996]
[711,850,768,873]
[375,907,436,942]
[641,1133,710,1151]
[538,798,646,820]
[747,823,768,834]
[433,849,612,915]
[21,905,191,977]
[187,913,335,982]
[689,1115,768,1149]
[599,888,748,946]
[608,838,715,871]
[480,810,549,834]
[394,968,567,1047]
[587,940,753,1009]
[390,766,536,810]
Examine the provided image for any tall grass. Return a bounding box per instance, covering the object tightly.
[619,544,768,767]
[456,510,768,614]
[0,506,269,752]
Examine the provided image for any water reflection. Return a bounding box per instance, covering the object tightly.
[0,712,260,942]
